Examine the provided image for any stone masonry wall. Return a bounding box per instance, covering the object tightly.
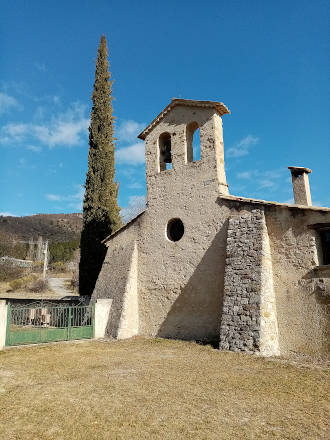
[219,209,278,353]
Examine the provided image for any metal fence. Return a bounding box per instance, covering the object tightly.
[6,302,94,346]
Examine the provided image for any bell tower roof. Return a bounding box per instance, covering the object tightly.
[137,98,230,140]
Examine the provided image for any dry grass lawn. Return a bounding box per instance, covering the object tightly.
[0,338,329,440]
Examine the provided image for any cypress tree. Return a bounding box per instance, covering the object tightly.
[79,35,122,296]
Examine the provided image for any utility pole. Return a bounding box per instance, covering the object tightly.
[36,236,43,261]
[42,240,48,281]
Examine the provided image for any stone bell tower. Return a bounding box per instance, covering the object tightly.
[138,98,230,206]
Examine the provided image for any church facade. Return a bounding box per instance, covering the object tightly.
[92,99,330,356]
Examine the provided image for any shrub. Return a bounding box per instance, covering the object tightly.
[0,264,25,282]
[30,279,48,293]
[71,272,79,290]
[9,278,25,291]
[50,261,67,272]
[32,261,44,273]
[8,273,39,291]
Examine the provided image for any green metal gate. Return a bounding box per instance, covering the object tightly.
[5,302,94,346]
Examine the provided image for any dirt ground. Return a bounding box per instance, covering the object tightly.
[0,338,329,440]
[0,272,77,299]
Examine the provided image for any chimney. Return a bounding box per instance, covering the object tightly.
[288,167,312,206]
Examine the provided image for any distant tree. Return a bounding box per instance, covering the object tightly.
[79,35,122,296]
[49,239,80,263]
[0,232,28,259]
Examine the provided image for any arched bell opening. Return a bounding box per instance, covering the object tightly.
[158,132,172,171]
[186,121,201,163]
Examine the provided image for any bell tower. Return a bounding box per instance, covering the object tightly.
[138,98,230,205]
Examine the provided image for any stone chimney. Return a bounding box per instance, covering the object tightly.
[288,166,312,206]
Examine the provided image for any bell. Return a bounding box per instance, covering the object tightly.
[164,144,172,163]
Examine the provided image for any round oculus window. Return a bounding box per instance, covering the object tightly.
[167,218,184,242]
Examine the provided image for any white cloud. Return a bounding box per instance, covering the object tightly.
[32,103,89,147]
[46,194,61,201]
[236,171,253,180]
[227,135,259,158]
[121,195,146,223]
[120,167,137,179]
[53,96,60,105]
[117,120,145,143]
[283,198,294,204]
[311,200,328,207]
[280,198,328,207]
[0,212,15,217]
[127,181,143,190]
[67,186,85,210]
[27,145,42,152]
[0,123,28,143]
[116,142,145,165]
[34,106,46,120]
[0,92,21,115]
[0,102,89,148]
[236,168,286,192]
[258,179,276,189]
[45,185,85,211]
[34,62,47,72]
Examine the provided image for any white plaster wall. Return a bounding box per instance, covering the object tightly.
[259,218,280,356]
[265,207,330,355]
[138,188,230,340]
[0,300,8,350]
[92,220,141,338]
[94,299,112,339]
[94,104,232,343]
[117,242,139,339]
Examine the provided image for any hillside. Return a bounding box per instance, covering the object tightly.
[0,213,83,243]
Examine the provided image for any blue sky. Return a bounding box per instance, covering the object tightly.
[0,0,329,218]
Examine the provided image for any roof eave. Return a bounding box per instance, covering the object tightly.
[138,98,230,140]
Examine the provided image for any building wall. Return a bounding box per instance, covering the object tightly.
[93,196,329,355]
[94,198,231,343]
[264,205,330,355]
[219,197,329,355]
[145,105,229,202]
[137,192,230,342]
[92,218,141,338]
[131,104,230,342]
[92,101,329,356]
[219,208,280,356]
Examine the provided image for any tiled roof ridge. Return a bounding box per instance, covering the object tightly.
[219,194,330,211]
[102,210,146,244]
[138,98,230,140]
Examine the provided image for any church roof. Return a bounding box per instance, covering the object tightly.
[102,210,146,244]
[137,98,230,140]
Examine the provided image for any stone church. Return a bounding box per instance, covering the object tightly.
[92,99,330,356]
